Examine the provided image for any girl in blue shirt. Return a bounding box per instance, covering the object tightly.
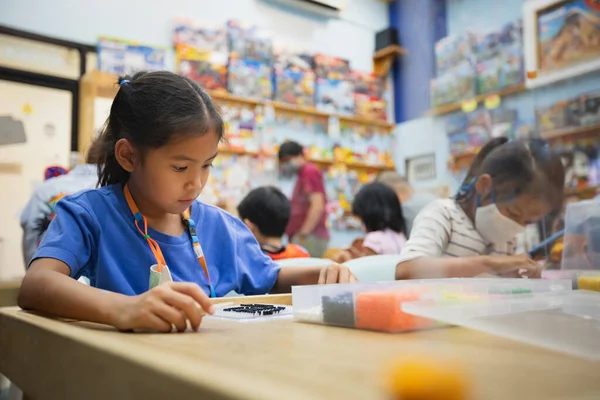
[18,71,356,332]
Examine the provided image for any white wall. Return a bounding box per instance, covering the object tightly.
[394,116,460,195]
[0,0,388,72]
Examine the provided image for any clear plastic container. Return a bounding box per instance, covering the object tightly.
[403,290,600,360]
[561,199,600,271]
[292,279,571,333]
[542,270,600,291]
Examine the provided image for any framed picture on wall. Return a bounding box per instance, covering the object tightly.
[523,0,600,89]
[405,153,436,183]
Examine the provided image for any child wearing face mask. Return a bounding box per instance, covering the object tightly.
[395,137,565,280]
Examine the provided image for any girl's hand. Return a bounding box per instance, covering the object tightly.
[331,250,352,263]
[488,254,543,278]
[113,282,214,332]
[318,264,358,284]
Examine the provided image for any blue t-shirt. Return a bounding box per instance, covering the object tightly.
[33,184,281,297]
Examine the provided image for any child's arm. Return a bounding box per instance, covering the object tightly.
[395,201,542,279]
[19,258,214,332]
[270,264,357,293]
[396,254,542,279]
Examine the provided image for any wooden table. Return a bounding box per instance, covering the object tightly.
[0,280,20,308]
[1,296,599,400]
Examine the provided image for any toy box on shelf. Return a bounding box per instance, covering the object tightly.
[227,20,273,64]
[313,54,351,80]
[274,67,315,107]
[535,91,600,138]
[97,36,167,76]
[475,58,503,95]
[579,91,600,127]
[206,153,277,214]
[352,71,387,121]
[315,78,355,116]
[176,45,228,92]
[228,58,273,100]
[466,110,492,148]
[430,62,476,107]
[220,100,265,153]
[434,34,476,76]
[553,138,600,190]
[325,164,377,230]
[173,18,228,53]
[473,19,524,94]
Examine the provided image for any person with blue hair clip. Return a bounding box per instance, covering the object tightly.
[395,137,566,280]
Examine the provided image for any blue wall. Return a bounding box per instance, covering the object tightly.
[393,0,446,122]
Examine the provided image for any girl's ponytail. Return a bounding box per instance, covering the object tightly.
[460,137,509,187]
[87,119,129,187]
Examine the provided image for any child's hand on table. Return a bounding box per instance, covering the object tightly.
[488,254,543,278]
[114,282,214,333]
[318,264,358,284]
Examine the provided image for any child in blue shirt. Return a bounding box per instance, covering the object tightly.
[18,71,356,333]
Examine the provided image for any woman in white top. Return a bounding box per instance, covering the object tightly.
[396,137,565,280]
[333,183,407,262]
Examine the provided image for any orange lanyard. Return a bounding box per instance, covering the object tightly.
[124,185,215,297]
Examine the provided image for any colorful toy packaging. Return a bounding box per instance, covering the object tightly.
[227,20,273,64]
[476,58,503,94]
[274,67,315,106]
[315,78,355,115]
[448,133,471,155]
[501,43,524,87]
[434,34,476,76]
[352,71,387,121]
[97,36,167,76]
[490,109,518,139]
[580,91,600,127]
[228,58,273,99]
[173,18,227,53]
[466,110,491,148]
[431,62,477,106]
[536,101,570,136]
[313,54,351,80]
[176,45,227,92]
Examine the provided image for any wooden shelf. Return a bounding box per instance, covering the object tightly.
[310,158,395,171]
[218,147,260,156]
[427,83,526,116]
[216,149,395,171]
[540,123,600,141]
[85,71,394,129]
[339,115,394,129]
[373,45,407,77]
[373,45,408,60]
[208,90,263,106]
[564,185,600,199]
[270,101,331,118]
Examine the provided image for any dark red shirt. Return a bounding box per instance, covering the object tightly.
[286,163,330,240]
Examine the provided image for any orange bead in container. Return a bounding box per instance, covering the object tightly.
[355,288,435,332]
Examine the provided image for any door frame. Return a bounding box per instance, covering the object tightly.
[0,66,79,151]
[0,25,97,152]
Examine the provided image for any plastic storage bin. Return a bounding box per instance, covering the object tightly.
[292,279,571,333]
[542,270,600,290]
[561,199,600,270]
[403,290,600,360]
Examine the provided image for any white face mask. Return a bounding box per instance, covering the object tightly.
[475,198,525,244]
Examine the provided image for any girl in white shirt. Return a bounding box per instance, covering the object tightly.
[396,137,565,279]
